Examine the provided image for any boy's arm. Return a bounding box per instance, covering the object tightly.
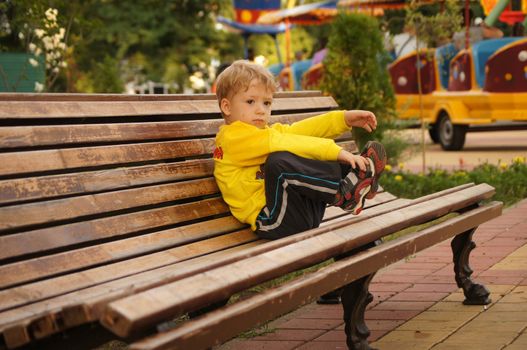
[274,110,377,138]
[273,110,349,139]
[220,123,343,166]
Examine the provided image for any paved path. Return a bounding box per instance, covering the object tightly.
[221,199,527,350]
[401,130,527,173]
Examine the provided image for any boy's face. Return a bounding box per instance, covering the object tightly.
[220,79,273,129]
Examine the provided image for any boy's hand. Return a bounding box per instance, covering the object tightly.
[337,149,368,171]
[344,110,377,133]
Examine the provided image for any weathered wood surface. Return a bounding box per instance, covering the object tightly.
[0,96,337,118]
[0,193,396,330]
[0,113,328,149]
[0,91,322,102]
[0,159,214,206]
[102,184,496,337]
[129,202,502,350]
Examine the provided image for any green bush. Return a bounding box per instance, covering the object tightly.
[381,158,527,207]
[321,12,409,163]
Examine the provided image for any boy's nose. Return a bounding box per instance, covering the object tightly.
[256,103,265,113]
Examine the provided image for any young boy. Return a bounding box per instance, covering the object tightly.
[213,60,386,240]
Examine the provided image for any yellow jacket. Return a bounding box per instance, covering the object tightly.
[213,110,350,230]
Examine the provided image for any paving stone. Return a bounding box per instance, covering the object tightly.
[371,274,422,283]
[489,302,527,312]
[221,340,303,350]
[251,329,325,342]
[372,300,435,311]
[397,318,469,332]
[395,262,449,271]
[498,286,527,303]
[388,291,450,302]
[410,310,478,321]
[433,342,511,350]
[504,332,527,349]
[460,320,526,333]
[372,340,437,350]
[439,331,519,346]
[365,309,422,320]
[369,282,411,292]
[373,329,446,343]
[404,283,458,293]
[278,318,342,330]
[428,301,486,312]
[472,275,525,285]
[295,341,348,349]
[475,310,527,322]
[379,268,431,276]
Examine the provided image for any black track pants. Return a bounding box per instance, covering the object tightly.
[255,151,349,240]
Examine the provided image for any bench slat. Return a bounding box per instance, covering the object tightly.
[0,215,246,289]
[101,183,496,337]
[0,197,229,261]
[0,139,215,177]
[129,202,503,350]
[0,230,258,317]
[0,178,218,232]
[0,137,353,206]
[0,113,327,149]
[0,159,214,206]
[0,121,222,148]
[0,91,322,102]
[0,96,337,119]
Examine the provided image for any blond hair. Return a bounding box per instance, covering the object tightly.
[215,60,277,112]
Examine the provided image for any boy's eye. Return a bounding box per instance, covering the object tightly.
[246,99,254,104]
[264,101,272,107]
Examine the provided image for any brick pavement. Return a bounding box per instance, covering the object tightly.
[220,199,527,350]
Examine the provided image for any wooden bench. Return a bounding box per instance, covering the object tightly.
[0,91,502,350]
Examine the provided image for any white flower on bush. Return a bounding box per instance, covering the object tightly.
[45,8,58,22]
[24,8,68,92]
[28,58,39,67]
[34,29,45,38]
[34,82,44,92]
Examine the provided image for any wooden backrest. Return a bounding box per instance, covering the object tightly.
[0,91,346,287]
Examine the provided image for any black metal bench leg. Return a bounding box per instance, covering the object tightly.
[341,273,377,350]
[451,228,492,305]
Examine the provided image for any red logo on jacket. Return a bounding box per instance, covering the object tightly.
[213,146,224,160]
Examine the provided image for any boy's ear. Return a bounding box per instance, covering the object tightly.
[220,98,231,117]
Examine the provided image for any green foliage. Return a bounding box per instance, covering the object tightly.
[381,159,527,208]
[1,0,237,92]
[321,12,408,164]
[405,0,462,48]
[75,55,123,93]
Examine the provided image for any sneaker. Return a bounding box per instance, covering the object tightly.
[358,141,387,199]
[334,169,372,215]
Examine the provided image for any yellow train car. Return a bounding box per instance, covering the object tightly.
[390,38,527,150]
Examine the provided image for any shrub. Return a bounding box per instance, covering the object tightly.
[321,12,409,163]
[381,158,527,207]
